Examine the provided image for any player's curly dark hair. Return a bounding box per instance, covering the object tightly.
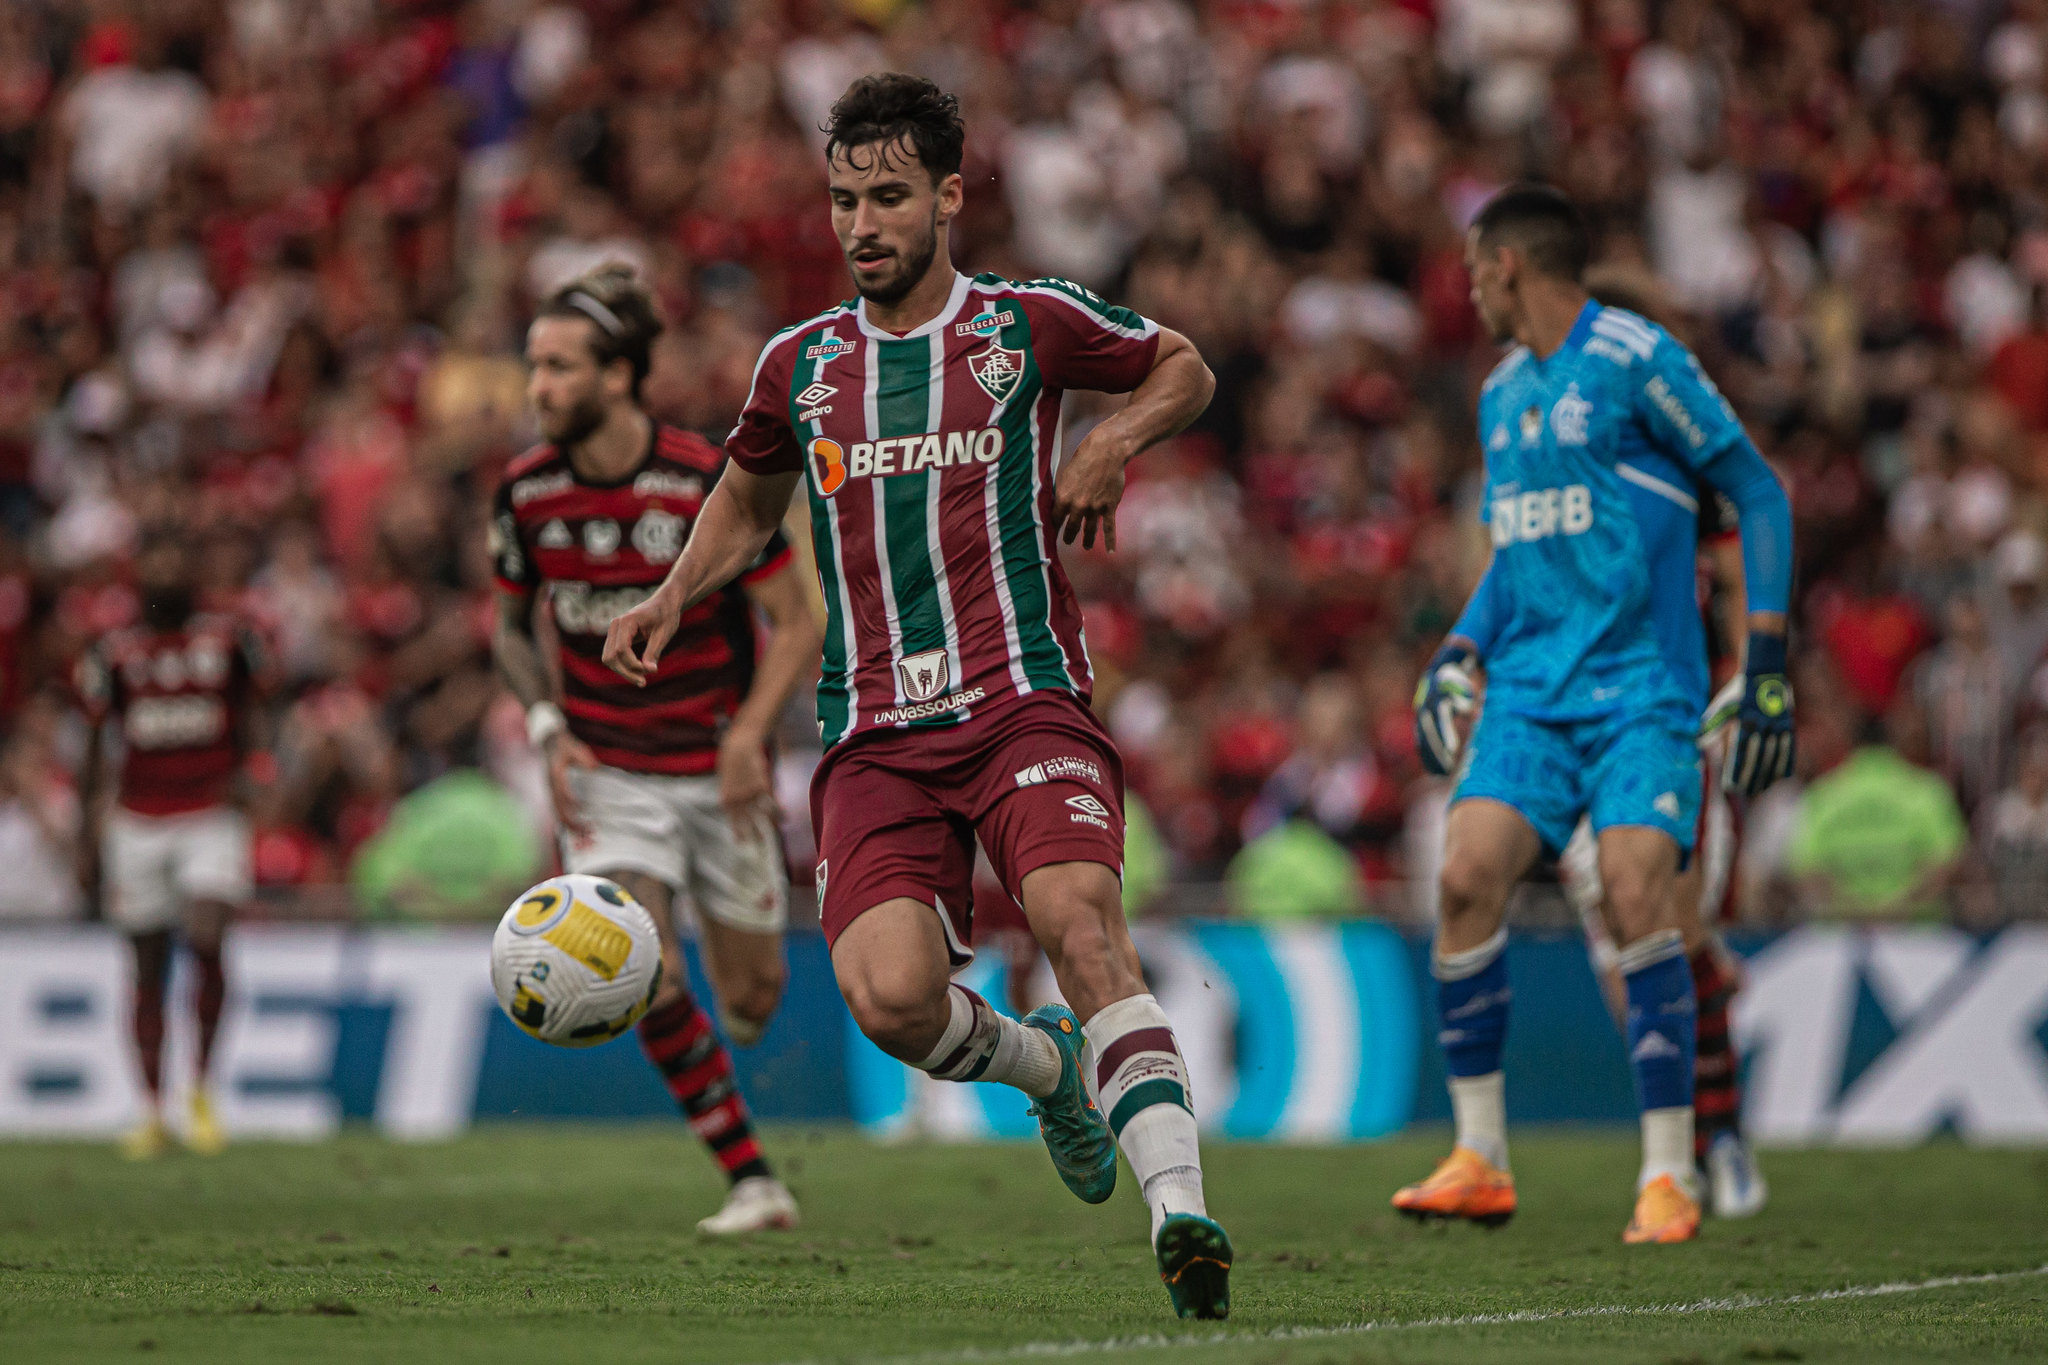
[1473,184,1590,283]
[823,73,965,183]
[537,263,665,398]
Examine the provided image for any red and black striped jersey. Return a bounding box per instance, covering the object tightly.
[491,423,791,775]
[76,613,267,816]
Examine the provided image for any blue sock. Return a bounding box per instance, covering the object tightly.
[1619,929,1696,1112]
[1435,929,1510,1078]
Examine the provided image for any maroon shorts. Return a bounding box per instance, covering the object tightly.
[808,691,1125,964]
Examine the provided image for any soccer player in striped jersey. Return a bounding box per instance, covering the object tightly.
[605,74,1232,1319]
[492,266,823,1235]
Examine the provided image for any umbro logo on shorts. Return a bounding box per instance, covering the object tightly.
[1066,794,1111,829]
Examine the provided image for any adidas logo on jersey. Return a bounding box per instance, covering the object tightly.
[538,519,571,549]
[1490,485,1594,547]
[809,427,1005,496]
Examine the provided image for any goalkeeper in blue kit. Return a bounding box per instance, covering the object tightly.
[1401,186,1795,1243]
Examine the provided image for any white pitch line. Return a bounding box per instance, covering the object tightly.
[816,1263,2048,1365]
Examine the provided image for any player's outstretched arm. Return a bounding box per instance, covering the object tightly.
[1053,327,1213,551]
[603,464,803,685]
[720,560,824,838]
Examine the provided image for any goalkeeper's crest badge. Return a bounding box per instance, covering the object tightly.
[968,342,1024,402]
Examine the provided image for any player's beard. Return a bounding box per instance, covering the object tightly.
[851,212,939,308]
[541,390,607,449]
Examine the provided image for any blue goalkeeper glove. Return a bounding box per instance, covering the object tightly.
[1722,631,1796,797]
[1414,642,1478,777]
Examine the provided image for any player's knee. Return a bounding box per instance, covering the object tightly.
[1438,855,1509,926]
[721,959,785,1030]
[840,972,945,1058]
[1603,866,1666,940]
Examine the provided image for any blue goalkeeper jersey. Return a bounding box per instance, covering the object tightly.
[1474,301,1752,721]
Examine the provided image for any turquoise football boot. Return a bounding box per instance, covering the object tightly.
[1155,1212,1233,1320]
[1022,1004,1117,1204]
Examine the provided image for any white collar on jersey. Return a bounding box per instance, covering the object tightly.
[854,271,973,341]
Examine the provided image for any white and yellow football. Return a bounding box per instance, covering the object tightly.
[490,874,663,1048]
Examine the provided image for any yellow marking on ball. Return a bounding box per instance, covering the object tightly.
[542,901,635,981]
[513,886,565,929]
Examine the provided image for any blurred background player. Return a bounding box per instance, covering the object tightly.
[1554,273,1767,1220]
[605,74,1232,1319]
[492,265,822,1235]
[1403,185,1795,1244]
[76,532,270,1159]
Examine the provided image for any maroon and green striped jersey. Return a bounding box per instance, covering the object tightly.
[727,272,1160,749]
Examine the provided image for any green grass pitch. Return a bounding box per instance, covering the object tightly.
[1,1128,2043,1364]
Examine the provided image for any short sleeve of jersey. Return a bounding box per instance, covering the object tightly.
[490,479,536,596]
[1635,334,1746,471]
[1019,279,1160,394]
[726,338,803,477]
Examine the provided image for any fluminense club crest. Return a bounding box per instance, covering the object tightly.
[968,342,1024,402]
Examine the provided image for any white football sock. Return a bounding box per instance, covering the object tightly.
[1639,1105,1696,1193]
[1085,993,1205,1240]
[1450,1071,1509,1171]
[915,985,1060,1098]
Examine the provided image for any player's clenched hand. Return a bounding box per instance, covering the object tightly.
[546,733,599,837]
[1723,632,1796,797]
[716,729,778,845]
[603,587,681,686]
[1413,642,1479,777]
[1053,428,1128,551]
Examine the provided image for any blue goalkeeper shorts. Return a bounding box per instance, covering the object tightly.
[1454,702,1701,858]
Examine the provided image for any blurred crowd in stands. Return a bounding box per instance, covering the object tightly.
[1,0,2047,930]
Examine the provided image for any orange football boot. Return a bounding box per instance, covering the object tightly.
[1623,1174,1701,1244]
[1392,1147,1517,1227]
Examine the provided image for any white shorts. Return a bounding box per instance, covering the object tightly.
[104,806,252,933]
[561,764,788,936]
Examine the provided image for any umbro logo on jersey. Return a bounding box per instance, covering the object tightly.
[1488,426,1508,451]
[538,519,572,549]
[968,343,1024,401]
[1066,793,1112,829]
[805,338,855,359]
[796,382,836,408]
[955,310,1015,337]
[1519,406,1542,444]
